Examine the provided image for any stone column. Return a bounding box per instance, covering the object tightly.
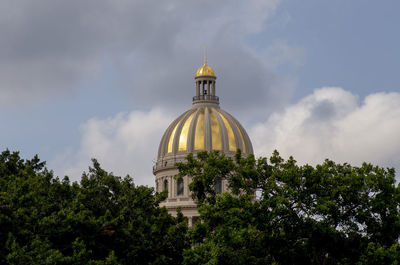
[196,81,200,97]
[164,178,169,198]
[212,81,215,96]
[184,176,188,197]
[202,81,205,99]
[169,176,173,198]
[207,81,211,99]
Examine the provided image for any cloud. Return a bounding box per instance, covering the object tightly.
[52,87,400,187]
[0,0,296,116]
[51,108,175,186]
[250,87,400,175]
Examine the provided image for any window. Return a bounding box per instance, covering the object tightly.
[192,216,200,226]
[215,178,222,194]
[177,178,184,196]
[164,179,168,192]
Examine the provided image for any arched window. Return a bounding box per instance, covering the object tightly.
[215,178,222,194]
[164,179,168,192]
[177,178,184,196]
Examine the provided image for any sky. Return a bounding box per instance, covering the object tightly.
[1,0,399,186]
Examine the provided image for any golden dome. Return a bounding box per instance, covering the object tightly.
[157,106,253,159]
[196,64,215,77]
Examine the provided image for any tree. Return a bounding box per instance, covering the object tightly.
[177,150,400,265]
[0,150,189,264]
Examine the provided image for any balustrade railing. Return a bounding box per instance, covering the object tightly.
[192,95,219,102]
[153,158,181,172]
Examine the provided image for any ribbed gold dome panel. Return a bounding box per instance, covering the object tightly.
[157,106,253,159]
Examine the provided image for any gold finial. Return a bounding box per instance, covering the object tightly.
[196,46,215,77]
[204,46,207,65]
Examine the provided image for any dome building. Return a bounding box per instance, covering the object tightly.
[153,50,253,226]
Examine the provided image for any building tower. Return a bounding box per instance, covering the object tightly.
[153,49,253,226]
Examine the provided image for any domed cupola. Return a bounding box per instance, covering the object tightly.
[154,49,253,173]
[193,47,218,105]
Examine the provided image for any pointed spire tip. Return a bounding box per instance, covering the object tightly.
[204,45,207,65]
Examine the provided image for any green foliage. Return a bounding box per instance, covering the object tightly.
[2,148,399,265]
[177,150,400,265]
[0,150,189,264]
[357,243,400,265]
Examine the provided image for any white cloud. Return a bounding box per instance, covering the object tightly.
[250,87,400,175]
[52,87,400,187]
[51,108,175,186]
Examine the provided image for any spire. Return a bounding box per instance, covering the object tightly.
[204,46,207,65]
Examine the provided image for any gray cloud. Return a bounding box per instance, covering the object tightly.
[0,0,297,117]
